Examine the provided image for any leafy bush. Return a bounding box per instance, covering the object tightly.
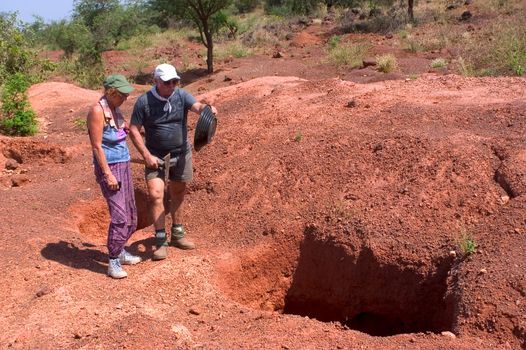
[0,73,38,136]
[54,54,104,89]
[376,54,397,73]
[213,11,240,39]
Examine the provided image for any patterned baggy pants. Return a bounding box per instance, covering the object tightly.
[94,160,137,258]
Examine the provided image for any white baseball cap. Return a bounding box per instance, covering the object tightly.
[154,63,180,81]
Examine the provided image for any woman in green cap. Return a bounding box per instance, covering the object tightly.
[87,74,141,279]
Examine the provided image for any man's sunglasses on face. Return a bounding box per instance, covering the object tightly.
[163,79,179,86]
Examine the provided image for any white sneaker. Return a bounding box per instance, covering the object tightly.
[118,249,142,265]
[108,258,128,279]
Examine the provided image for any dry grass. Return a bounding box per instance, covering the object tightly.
[328,40,370,68]
[458,17,526,76]
[376,54,398,73]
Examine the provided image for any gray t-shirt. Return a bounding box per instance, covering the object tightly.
[131,88,196,158]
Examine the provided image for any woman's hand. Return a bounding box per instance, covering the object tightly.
[105,172,120,191]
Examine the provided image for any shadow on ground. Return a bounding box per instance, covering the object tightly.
[40,238,157,275]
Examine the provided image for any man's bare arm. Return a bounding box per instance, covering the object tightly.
[129,124,159,169]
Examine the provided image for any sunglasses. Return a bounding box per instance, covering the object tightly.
[162,79,179,86]
[117,91,129,99]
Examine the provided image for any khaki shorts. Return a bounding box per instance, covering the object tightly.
[145,150,193,182]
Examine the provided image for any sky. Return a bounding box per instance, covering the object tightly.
[0,0,74,23]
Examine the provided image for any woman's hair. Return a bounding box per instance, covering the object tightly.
[104,87,120,98]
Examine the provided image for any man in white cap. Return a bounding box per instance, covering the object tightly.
[129,63,217,260]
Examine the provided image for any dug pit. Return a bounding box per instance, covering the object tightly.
[218,226,456,337]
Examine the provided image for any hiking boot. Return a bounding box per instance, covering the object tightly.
[118,249,142,265]
[170,225,195,250]
[108,258,127,279]
[152,230,169,261]
[152,245,168,260]
[171,236,195,250]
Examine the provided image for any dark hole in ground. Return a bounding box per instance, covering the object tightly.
[282,227,455,337]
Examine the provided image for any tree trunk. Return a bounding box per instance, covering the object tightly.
[205,31,214,73]
[408,0,414,22]
[202,18,214,74]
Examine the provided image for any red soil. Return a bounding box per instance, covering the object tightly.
[1,21,525,350]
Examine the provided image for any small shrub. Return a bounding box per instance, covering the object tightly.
[376,54,398,73]
[180,54,197,72]
[328,41,370,68]
[0,73,38,136]
[417,28,457,52]
[333,199,354,221]
[405,39,422,53]
[431,58,448,69]
[72,117,87,130]
[457,56,476,77]
[215,42,252,61]
[294,131,303,142]
[328,35,340,50]
[458,228,477,256]
[236,12,260,36]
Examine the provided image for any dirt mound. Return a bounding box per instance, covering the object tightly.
[292,31,323,47]
[191,75,526,347]
[29,82,102,135]
[1,74,525,349]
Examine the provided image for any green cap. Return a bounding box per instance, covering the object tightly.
[103,74,134,94]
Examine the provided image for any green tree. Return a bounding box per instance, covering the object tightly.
[73,0,120,31]
[46,19,92,57]
[149,0,233,73]
[0,13,38,84]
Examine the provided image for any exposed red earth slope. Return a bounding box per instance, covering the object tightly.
[0,73,525,349]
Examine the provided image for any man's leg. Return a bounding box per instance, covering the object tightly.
[169,181,195,249]
[147,177,169,259]
[169,180,186,224]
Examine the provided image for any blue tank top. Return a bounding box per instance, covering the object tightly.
[101,125,130,164]
[95,97,130,164]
